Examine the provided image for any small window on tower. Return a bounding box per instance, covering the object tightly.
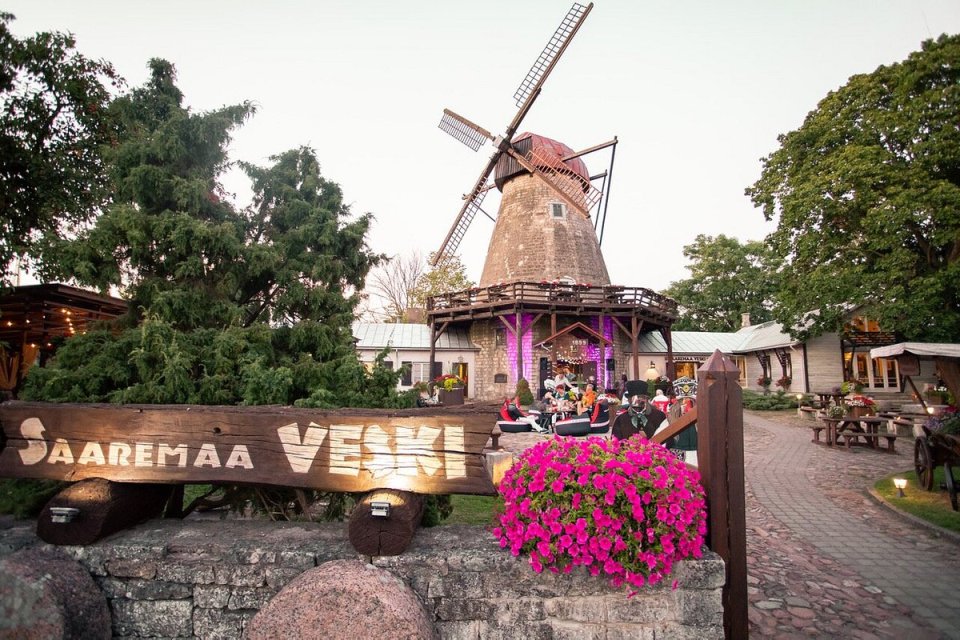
[550,202,566,218]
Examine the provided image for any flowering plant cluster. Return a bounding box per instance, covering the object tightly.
[826,405,846,419]
[432,374,464,390]
[927,406,960,436]
[775,376,792,389]
[493,436,707,594]
[846,395,875,408]
[756,375,772,388]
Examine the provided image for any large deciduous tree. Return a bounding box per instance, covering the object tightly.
[663,234,775,332]
[747,34,960,341]
[0,13,121,282]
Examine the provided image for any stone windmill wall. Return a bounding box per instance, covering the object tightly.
[479,156,610,287]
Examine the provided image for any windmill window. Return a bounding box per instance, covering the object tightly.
[495,328,505,346]
[550,202,567,219]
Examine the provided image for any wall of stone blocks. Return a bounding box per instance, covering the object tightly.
[0,518,724,639]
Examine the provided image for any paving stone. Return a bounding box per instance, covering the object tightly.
[742,410,960,639]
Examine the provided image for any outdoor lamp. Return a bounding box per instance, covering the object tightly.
[49,507,80,524]
[927,406,936,415]
[370,501,391,518]
[645,361,660,381]
[893,477,907,498]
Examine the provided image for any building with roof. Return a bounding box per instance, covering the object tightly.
[352,322,479,397]
[633,312,921,401]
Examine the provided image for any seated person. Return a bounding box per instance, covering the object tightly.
[581,383,597,410]
[499,397,546,433]
[651,388,670,413]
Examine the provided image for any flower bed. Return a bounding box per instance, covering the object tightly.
[493,436,707,594]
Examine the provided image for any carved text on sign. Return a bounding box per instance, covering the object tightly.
[0,403,496,496]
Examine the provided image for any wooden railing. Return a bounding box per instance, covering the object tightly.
[427,281,678,317]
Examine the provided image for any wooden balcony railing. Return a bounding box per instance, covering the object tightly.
[426,281,678,318]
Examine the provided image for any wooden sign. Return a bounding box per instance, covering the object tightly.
[0,402,497,496]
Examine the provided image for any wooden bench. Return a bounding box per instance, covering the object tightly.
[799,406,818,421]
[839,430,899,453]
[809,425,827,443]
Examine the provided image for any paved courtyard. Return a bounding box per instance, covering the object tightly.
[743,410,960,639]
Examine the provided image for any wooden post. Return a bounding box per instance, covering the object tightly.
[696,350,748,640]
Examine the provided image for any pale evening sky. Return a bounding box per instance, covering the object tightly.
[5,0,960,296]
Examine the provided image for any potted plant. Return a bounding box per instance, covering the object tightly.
[756,375,772,392]
[775,375,791,390]
[845,395,875,418]
[434,374,465,405]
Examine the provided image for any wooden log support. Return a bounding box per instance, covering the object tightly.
[37,478,172,545]
[348,489,425,556]
[697,351,748,640]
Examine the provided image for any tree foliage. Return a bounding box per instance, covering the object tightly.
[409,252,473,308]
[747,34,960,341]
[0,13,121,282]
[23,59,406,410]
[663,234,775,332]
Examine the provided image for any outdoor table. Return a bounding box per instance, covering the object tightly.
[818,417,842,446]
[838,416,886,449]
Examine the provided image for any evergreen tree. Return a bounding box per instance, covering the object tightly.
[23,59,402,409]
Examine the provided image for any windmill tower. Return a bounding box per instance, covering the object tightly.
[435,2,615,286]
[426,3,677,401]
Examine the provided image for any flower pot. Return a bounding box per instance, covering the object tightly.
[846,406,874,419]
[438,387,464,405]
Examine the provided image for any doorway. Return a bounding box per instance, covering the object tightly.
[454,362,469,398]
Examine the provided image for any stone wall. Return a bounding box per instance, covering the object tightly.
[0,517,725,639]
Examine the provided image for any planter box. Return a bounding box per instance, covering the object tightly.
[846,406,875,419]
[438,388,464,405]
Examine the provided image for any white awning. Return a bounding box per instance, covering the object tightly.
[870,342,960,360]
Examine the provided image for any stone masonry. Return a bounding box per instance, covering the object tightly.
[480,174,610,288]
[0,518,724,639]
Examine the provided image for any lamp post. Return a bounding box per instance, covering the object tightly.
[893,477,907,498]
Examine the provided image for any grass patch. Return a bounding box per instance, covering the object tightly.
[443,494,500,526]
[875,469,960,532]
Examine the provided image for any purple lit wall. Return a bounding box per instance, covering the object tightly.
[583,316,615,389]
[504,313,536,385]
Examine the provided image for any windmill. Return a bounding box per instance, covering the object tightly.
[434,2,617,286]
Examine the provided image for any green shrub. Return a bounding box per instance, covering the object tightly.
[515,377,534,406]
[742,389,799,411]
[0,479,65,518]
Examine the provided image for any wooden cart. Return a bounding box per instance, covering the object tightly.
[913,426,960,511]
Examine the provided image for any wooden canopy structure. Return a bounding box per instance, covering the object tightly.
[0,283,127,394]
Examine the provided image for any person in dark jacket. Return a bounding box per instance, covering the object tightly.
[611,395,667,440]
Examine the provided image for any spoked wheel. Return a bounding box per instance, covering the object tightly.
[945,463,958,512]
[914,437,935,491]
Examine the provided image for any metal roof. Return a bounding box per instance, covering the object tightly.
[732,321,799,352]
[636,330,749,354]
[352,323,476,351]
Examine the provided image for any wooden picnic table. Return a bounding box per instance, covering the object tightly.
[814,391,845,409]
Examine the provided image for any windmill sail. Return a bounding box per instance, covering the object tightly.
[513,3,591,108]
[439,109,493,151]
[432,2,595,267]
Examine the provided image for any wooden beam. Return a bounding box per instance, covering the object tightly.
[498,315,517,336]
[650,407,697,445]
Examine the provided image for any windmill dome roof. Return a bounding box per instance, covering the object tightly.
[513,132,589,181]
[494,132,590,191]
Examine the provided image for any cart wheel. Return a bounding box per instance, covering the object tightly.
[945,463,958,512]
[914,438,935,491]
